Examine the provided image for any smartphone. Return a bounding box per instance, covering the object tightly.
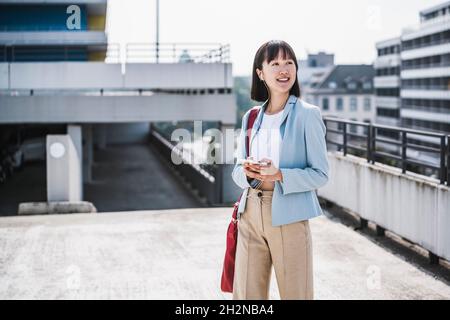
[237,159,270,166]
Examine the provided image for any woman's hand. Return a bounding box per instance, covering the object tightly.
[259,158,283,182]
[243,157,262,180]
[243,157,283,182]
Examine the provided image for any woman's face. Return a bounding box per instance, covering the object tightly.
[257,51,297,96]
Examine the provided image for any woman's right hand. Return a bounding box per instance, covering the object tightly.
[243,157,262,180]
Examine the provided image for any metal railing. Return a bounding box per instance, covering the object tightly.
[149,126,223,205]
[125,42,230,63]
[323,117,450,185]
[0,42,230,64]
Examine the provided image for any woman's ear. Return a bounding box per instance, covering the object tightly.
[256,69,264,81]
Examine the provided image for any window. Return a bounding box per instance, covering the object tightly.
[328,81,337,89]
[364,97,371,111]
[347,82,357,90]
[363,81,372,90]
[322,97,329,111]
[350,97,357,111]
[336,97,343,111]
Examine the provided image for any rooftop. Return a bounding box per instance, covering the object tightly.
[312,64,375,94]
[0,207,449,299]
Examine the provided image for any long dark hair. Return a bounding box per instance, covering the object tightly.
[250,40,301,102]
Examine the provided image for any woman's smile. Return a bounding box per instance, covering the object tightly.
[276,77,290,84]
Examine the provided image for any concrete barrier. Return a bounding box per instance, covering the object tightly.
[318,152,450,262]
[18,201,97,215]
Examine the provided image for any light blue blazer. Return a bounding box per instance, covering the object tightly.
[232,94,329,226]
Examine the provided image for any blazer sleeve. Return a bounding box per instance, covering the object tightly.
[277,107,329,195]
[231,111,252,189]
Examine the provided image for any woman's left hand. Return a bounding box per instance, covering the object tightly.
[258,158,283,182]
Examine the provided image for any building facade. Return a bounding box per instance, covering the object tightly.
[400,1,450,146]
[375,1,450,161]
[0,0,108,62]
[374,37,401,143]
[306,64,375,136]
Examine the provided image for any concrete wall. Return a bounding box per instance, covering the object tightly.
[0,62,232,90]
[105,123,150,145]
[318,152,450,261]
[0,93,237,126]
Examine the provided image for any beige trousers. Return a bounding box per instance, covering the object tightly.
[232,188,314,300]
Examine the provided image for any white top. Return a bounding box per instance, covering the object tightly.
[250,110,284,168]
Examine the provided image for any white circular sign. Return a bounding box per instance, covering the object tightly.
[50,142,66,159]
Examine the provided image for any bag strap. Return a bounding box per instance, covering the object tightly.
[233,106,261,212]
[245,107,260,158]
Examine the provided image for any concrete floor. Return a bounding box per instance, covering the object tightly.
[0,207,449,300]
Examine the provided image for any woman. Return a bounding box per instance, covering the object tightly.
[231,40,329,300]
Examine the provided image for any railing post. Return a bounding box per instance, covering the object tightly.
[447,135,450,186]
[440,136,446,184]
[371,125,376,164]
[343,122,347,156]
[402,131,407,174]
[215,164,223,204]
[367,123,371,163]
[173,44,176,62]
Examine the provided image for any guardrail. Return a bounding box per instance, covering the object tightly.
[125,43,230,63]
[0,42,231,64]
[323,117,449,185]
[149,126,223,205]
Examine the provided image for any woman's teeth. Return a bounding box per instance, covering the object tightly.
[277,78,289,82]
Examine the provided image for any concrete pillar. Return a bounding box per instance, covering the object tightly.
[82,124,93,183]
[46,128,82,202]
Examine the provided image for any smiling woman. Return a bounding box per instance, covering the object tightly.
[228,40,329,300]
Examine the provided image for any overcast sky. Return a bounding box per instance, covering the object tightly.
[107,0,444,76]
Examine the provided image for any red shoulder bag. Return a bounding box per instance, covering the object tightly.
[220,107,260,293]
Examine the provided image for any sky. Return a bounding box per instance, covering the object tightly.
[106,0,445,76]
